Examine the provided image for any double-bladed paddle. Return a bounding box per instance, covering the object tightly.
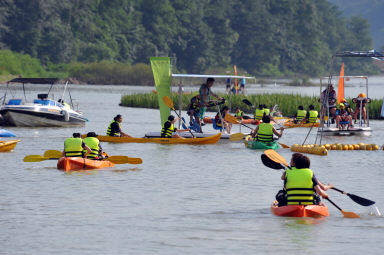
[24,150,143,164]
[226,108,290,148]
[162,96,195,138]
[261,150,369,218]
[262,150,374,207]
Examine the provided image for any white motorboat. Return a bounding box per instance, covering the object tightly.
[0,78,88,127]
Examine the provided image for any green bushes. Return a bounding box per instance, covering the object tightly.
[0,50,154,84]
[120,92,384,119]
[70,62,154,85]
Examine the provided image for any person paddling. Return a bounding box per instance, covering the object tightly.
[293,105,306,124]
[83,132,104,160]
[62,133,91,158]
[303,104,318,124]
[106,114,131,137]
[254,104,265,121]
[161,115,190,138]
[251,115,284,142]
[275,153,333,206]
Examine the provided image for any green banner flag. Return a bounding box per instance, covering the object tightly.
[150,57,172,126]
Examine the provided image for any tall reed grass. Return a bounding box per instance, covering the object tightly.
[120,93,384,119]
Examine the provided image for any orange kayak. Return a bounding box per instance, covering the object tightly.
[203,117,259,125]
[271,201,329,218]
[57,157,115,171]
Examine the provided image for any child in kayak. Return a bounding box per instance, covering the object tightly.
[215,106,232,134]
[251,115,284,142]
[275,153,333,206]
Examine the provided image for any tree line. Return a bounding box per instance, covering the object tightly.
[0,0,379,83]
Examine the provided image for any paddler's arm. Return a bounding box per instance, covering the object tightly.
[317,180,334,191]
[210,91,220,100]
[120,131,131,137]
[177,128,191,132]
[83,144,92,158]
[250,126,259,138]
[314,185,328,199]
[272,126,284,137]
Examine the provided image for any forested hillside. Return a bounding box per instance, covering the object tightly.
[329,0,384,49]
[0,0,378,80]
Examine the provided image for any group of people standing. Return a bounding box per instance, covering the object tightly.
[226,78,246,95]
[321,84,369,130]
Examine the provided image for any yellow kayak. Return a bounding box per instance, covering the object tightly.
[95,133,221,144]
[284,120,319,128]
[0,140,20,152]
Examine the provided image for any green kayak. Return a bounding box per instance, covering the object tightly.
[244,140,280,150]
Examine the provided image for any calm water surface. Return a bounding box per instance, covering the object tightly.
[1,84,384,254]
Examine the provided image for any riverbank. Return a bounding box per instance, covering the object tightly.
[120,93,384,119]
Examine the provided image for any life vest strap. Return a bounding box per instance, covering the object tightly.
[286,188,315,191]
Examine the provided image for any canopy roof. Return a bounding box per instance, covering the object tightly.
[335,51,384,58]
[7,78,60,84]
[172,74,254,79]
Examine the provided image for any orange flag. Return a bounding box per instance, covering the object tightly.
[337,63,344,104]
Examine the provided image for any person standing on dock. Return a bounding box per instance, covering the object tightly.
[239,78,246,95]
[106,114,131,137]
[199,78,222,119]
[320,84,337,124]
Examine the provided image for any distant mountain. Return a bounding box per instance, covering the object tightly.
[329,0,384,49]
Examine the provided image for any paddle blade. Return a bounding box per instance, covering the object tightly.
[261,154,285,170]
[348,193,376,206]
[264,149,289,167]
[278,142,290,149]
[44,150,62,158]
[341,210,360,218]
[229,133,246,141]
[242,99,253,107]
[162,96,174,110]
[225,114,240,124]
[23,155,47,162]
[106,156,143,164]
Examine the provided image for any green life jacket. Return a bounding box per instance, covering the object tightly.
[106,120,121,136]
[64,138,83,157]
[308,110,318,123]
[256,123,273,142]
[296,110,307,121]
[285,167,315,205]
[255,109,265,120]
[161,121,175,138]
[83,137,100,159]
[264,108,270,116]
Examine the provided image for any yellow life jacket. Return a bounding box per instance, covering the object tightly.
[161,121,175,138]
[256,123,273,142]
[64,138,83,157]
[264,108,270,116]
[308,110,318,123]
[285,167,315,205]
[255,109,264,120]
[83,137,100,159]
[296,110,307,121]
[106,120,121,136]
[235,111,244,118]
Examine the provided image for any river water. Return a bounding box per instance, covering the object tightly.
[1,83,384,254]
